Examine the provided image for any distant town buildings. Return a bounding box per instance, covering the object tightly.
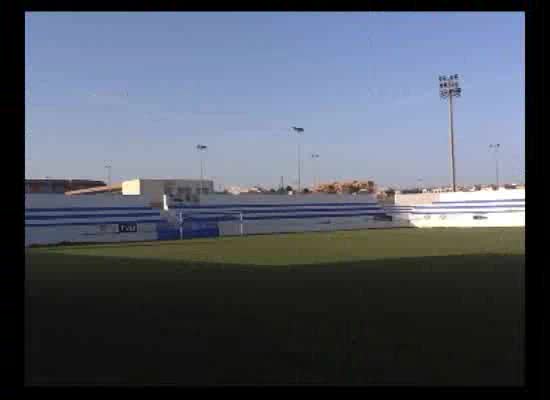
[313,180,376,194]
[28,175,523,205]
[393,183,524,194]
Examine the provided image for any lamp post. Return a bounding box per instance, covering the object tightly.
[489,144,501,188]
[311,153,320,189]
[439,74,462,192]
[105,164,112,186]
[291,127,304,193]
[196,144,208,203]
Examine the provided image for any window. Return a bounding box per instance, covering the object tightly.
[374,215,392,221]
[164,183,175,196]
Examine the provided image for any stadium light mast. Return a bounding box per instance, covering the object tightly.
[196,144,208,203]
[311,153,320,189]
[489,143,501,188]
[291,127,304,193]
[439,74,462,192]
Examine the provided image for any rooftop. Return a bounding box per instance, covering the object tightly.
[65,184,122,196]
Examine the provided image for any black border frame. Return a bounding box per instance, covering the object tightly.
[4,1,543,397]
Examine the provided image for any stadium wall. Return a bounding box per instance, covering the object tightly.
[25,194,162,246]
[405,189,525,228]
[165,194,411,238]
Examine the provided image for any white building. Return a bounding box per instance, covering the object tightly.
[122,179,214,203]
[66,178,214,207]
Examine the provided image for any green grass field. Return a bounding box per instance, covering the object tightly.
[25,228,525,385]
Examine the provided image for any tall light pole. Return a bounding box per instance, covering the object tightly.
[439,74,462,192]
[489,143,501,188]
[291,127,304,193]
[311,153,320,189]
[105,164,112,186]
[196,144,208,203]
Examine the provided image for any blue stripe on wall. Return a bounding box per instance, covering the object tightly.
[171,202,379,209]
[25,219,163,227]
[26,206,155,213]
[25,212,161,220]
[410,210,525,215]
[414,204,524,210]
[432,199,524,204]
[183,211,387,222]
[174,206,383,215]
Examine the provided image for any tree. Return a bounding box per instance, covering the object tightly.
[326,184,337,194]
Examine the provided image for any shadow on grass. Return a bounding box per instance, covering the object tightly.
[25,252,524,386]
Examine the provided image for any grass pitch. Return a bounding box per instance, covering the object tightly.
[26,228,525,385]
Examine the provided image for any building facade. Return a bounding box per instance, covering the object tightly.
[122,179,214,204]
[25,179,106,194]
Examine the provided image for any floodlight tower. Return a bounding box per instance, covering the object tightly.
[196,144,208,203]
[439,74,462,192]
[291,127,305,193]
[489,143,501,188]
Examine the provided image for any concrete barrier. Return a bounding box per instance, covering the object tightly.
[25,194,162,246]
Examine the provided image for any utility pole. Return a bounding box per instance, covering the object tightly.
[439,74,462,192]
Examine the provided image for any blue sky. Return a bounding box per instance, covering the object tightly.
[25,12,524,189]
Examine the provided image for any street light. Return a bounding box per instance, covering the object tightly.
[196,144,208,203]
[311,153,320,189]
[291,127,304,193]
[105,164,112,186]
[439,74,462,192]
[489,144,501,188]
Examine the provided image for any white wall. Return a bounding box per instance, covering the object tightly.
[439,189,524,202]
[395,192,440,205]
[408,212,524,228]
[25,194,161,246]
[122,179,141,195]
[194,193,381,205]
[166,193,411,237]
[407,189,525,228]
